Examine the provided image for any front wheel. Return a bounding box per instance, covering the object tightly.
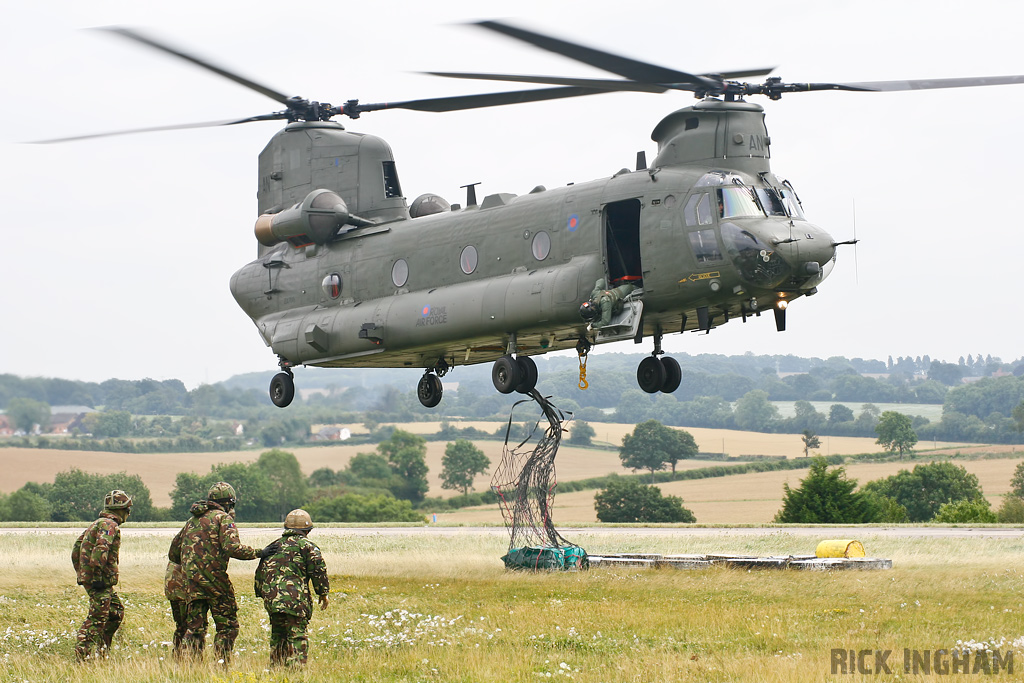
[492,355,522,394]
[515,356,538,393]
[660,356,682,393]
[637,356,666,394]
[269,372,295,408]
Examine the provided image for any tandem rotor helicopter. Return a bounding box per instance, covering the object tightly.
[47,21,1024,408]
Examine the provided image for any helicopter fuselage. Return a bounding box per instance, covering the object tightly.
[229,100,837,387]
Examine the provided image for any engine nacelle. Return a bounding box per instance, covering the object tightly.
[255,189,364,247]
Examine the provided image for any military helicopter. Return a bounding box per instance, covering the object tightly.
[49,21,1024,408]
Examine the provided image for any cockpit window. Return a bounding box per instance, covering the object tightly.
[717,187,763,219]
[683,193,713,226]
[780,189,805,220]
[755,188,787,217]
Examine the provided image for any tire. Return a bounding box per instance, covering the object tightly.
[660,356,682,393]
[492,355,522,394]
[417,373,443,408]
[515,356,539,393]
[637,356,666,394]
[269,372,295,408]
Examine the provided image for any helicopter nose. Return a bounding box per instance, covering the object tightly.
[772,221,836,290]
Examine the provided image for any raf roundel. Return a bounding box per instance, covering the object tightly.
[422,305,431,317]
[567,214,579,232]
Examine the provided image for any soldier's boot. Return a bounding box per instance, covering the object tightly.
[182,633,205,660]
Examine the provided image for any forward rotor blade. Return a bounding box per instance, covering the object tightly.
[424,71,670,93]
[96,26,296,106]
[350,85,613,114]
[473,20,720,91]
[28,115,285,144]
[770,74,1024,96]
[821,74,1024,92]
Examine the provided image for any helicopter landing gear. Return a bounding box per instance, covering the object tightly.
[515,356,538,394]
[636,329,681,394]
[417,373,443,408]
[492,355,521,394]
[269,365,295,408]
[416,357,450,408]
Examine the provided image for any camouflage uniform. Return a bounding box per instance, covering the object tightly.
[254,519,330,666]
[163,560,187,656]
[168,495,258,661]
[72,491,132,661]
[587,278,635,327]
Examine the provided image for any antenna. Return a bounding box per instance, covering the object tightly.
[460,182,481,207]
[635,151,647,171]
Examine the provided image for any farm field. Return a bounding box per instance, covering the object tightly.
[1,529,1022,682]
[0,420,992,517]
[437,456,1024,525]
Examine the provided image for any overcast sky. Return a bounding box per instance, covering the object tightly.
[2,0,1022,390]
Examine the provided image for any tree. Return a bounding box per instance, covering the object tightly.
[255,449,309,521]
[733,390,779,431]
[875,411,918,458]
[377,429,430,503]
[81,410,132,438]
[801,430,821,457]
[594,478,695,523]
[997,495,1024,523]
[619,420,697,480]
[774,459,875,523]
[3,489,52,522]
[862,462,985,522]
[44,468,155,521]
[1013,400,1024,433]
[440,439,490,496]
[5,397,51,433]
[568,421,596,446]
[306,492,425,523]
[827,404,855,425]
[933,498,997,523]
[1011,461,1024,498]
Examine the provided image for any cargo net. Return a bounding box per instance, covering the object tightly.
[490,389,578,552]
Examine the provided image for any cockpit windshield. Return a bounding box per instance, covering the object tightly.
[779,180,806,220]
[755,188,787,217]
[717,187,762,219]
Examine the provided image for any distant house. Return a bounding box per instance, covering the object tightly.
[0,415,12,437]
[232,422,245,436]
[49,405,98,435]
[313,426,352,442]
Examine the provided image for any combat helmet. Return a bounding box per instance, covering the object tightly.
[104,490,133,510]
[208,481,237,507]
[284,509,313,530]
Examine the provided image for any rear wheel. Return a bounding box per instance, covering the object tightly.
[637,356,666,394]
[417,373,443,408]
[492,355,522,394]
[269,372,295,408]
[515,356,538,393]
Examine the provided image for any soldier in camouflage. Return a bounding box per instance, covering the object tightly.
[163,559,187,657]
[254,509,330,667]
[72,490,132,661]
[168,481,276,662]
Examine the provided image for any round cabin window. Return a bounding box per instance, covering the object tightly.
[460,245,478,274]
[321,272,342,299]
[392,259,409,287]
[532,231,551,260]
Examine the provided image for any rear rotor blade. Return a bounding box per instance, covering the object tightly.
[97,26,295,106]
[473,20,721,91]
[816,74,1024,92]
[28,114,286,144]
[349,85,613,115]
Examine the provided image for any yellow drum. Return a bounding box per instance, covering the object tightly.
[815,539,866,558]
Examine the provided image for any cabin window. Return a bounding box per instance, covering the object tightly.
[684,193,713,226]
[391,259,409,287]
[382,161,403,199]
[717,187,763,219]
[755,188,788,217]
[688,229,722,264]
[532,231,551,261]
[460,245,478,274]
[321,273,342,299]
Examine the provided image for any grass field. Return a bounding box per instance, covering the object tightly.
[1,529,1022,682]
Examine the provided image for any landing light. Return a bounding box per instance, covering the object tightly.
[776,300,788,310]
